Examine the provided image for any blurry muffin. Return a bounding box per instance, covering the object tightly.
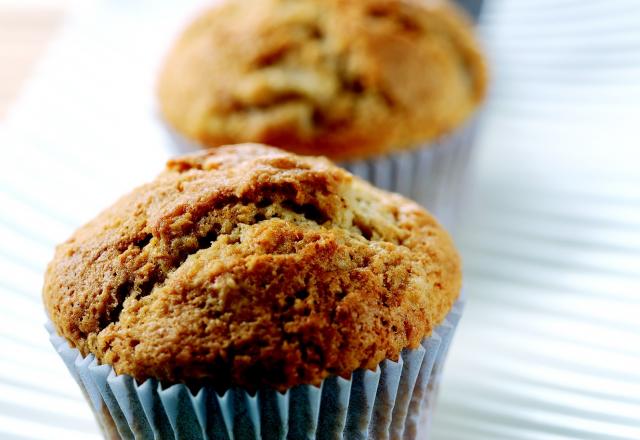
[45,144,463,438]
[158,0,486,161]
[157,0,487,228]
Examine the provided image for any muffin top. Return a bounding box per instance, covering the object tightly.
[43,144,461,391]
[157,0,487,161]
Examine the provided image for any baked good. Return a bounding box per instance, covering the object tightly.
[157,0,487,161]
[44,144,461,392]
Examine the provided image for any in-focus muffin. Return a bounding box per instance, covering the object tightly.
[45,144,463,438]
[157,0,487,227]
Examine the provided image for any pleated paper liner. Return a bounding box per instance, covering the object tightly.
[340,120,477,231]
[47,301,462,440]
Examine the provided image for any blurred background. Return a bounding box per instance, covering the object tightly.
[1,0,639,439]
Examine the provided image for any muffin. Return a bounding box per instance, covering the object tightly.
[157,0,487,228]
[44,144,463,439]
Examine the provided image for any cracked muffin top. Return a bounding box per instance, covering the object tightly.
[43,144,461,391]
[157,0,487,161]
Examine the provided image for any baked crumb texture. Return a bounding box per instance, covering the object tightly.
[157,0,487,161]
[43,144,461,391]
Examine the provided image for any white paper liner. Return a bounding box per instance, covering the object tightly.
[48,301,462,440]
[340,120,477,231]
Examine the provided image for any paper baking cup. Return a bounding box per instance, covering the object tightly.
[340,120,478,231]
[453,0,485,22]
[48,301,462,439]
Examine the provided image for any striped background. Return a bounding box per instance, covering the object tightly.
[1,0,639,438]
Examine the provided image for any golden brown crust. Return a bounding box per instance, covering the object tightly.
[157,0,487,161]
[43,144,461,391]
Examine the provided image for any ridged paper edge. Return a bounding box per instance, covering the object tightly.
[48,302,463,440]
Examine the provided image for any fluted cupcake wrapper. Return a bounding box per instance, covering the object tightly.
[47,301,462,440]
[340,120,477,231]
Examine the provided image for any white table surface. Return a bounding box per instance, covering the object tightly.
[1,0,639,439]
